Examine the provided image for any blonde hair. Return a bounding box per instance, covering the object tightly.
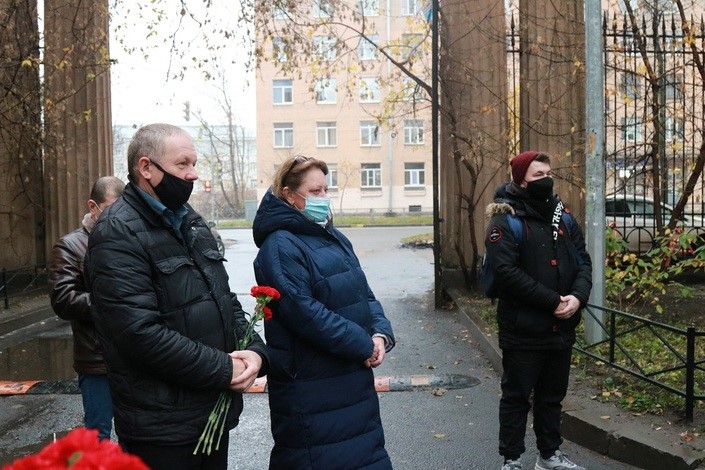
[272,156,328,198]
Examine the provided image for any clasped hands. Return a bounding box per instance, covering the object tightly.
[554,294,580,319]
[364,336,387,369]
[229,350,262,393]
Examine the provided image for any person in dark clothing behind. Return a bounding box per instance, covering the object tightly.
[49,176,125,440]
[252,155,395,470]
[484,151,592,470]
[84,123,268,470]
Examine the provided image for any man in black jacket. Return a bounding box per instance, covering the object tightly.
[49,176,124,440]
[85,123,268,470]
[484,151,592,470]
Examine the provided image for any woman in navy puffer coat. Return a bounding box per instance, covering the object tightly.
[253,156,395,470]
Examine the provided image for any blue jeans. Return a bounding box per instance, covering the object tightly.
[78,373,113,440]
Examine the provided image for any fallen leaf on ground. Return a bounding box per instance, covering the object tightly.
[433,388,447,396]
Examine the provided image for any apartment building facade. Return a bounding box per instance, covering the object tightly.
[254,0,433,215]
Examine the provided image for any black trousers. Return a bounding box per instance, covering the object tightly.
[498,347,572,460]
[121,431,229,470]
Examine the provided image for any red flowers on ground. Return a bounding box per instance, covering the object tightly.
[3,427,148,469]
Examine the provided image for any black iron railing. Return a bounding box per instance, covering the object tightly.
[575,303,705,422]
[0,265,48,309]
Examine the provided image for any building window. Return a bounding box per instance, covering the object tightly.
[361,163,382,188]
[665,116,684,141]
[273,4,290,19]
[402,77,425,102]
[358,35,378,60]
[401,0,421,16]
[317,121,337,147]
[359,77,381,103]
[326,164,338,188]
[314,36,337,61]
[359,0,379,16]
[404,162,425,187]
[272,37,288,62]
[274,123,294,148]
[404,120,424,145]
[401,34,424,60]
[621,116,642,142]
[621,72,641,99]
[360,121,380,146]
[313,0,332,18]
[665,73,683,100]
[315,78,337,103]
[273,79,293,105]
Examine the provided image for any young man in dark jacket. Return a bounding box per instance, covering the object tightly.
[484,151,592,470]
[49,176,125,440]
[84,123,268,470]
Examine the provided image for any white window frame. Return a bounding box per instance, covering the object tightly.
[358,35,378,60]
[360,121,380,146]
[404,120,424,145]
[402,77,425,102]
[622,116,642,142]
[359,0,379,16]
[317,121,337,147]
[401,33,424,60]
[404,163,425,187]
[273,123,294,148]
[273,79,293,105]
[315,79,337,104]
[313,0,332,18]
[359,77,381,103]
[314,36,337,61]
[272,37,288,62]
[401,0,421,16]
[361,163,382,188]
[326,164,338,189]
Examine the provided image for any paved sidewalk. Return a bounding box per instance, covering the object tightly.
[447,285,705,470]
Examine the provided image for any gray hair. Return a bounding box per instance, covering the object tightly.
[127,123,191,181]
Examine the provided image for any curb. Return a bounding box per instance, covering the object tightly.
[0,374,480,396]
[445,286,705,470]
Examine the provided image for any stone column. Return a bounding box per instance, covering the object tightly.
[439,0,509,280]
[0,0,44,268]
[43,0,113,256]
[519,0,586,214]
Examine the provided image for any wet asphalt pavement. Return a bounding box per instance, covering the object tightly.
[0,226,638,469]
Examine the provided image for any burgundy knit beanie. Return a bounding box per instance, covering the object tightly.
[510,151,541,184]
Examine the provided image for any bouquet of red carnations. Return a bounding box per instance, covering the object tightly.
[193,285,280,455]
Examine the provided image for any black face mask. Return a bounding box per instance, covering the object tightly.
[149,160,194,210]
[526,177,554,200]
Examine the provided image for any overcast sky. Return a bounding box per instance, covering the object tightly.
[109,2,256,130]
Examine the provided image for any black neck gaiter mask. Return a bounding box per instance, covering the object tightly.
[526,177,555,221]
[149,160,194,210]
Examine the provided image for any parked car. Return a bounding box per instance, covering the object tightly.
[209,221,226,256]
[605,194,705,254]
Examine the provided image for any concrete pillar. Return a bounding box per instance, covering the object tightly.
[439,1,508,277]
[43,0,113,257]
[0,0,44,268]
[519,0,586,214]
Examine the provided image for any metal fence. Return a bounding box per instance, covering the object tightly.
[1,265,48,309]
[575,303,705,422]
[508,11,705,251]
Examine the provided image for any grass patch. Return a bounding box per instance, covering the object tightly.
[215,214,433,230]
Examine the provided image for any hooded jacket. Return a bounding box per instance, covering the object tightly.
[49,214,106,375]
[84,183,268,445]
[252,189,394,470]
[484,182,592,350]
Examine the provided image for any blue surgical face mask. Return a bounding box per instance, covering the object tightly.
[296,192,330,224]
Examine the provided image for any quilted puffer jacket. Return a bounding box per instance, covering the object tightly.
[484,182,592,350]
[84,183,268,445]
[253,189,394,470]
